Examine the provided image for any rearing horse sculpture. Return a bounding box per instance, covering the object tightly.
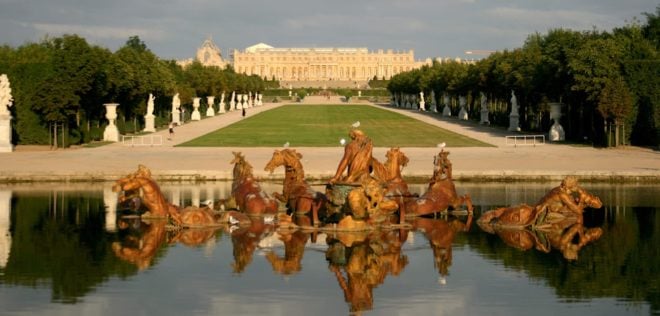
[405,150,474,216]
[230,151,279,216]
[371,147,412,198]
[264,148,327,225]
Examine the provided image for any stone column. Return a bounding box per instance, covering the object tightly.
[549,102,565,141]
[206,96,216,117]
[191,97,201,121]
[0,189,11,268]
[103,103,120,142]
[458,96,468,120]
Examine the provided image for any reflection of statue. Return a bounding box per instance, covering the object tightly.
[415,215,472,282]
[147,93,155,116]
[230,217,275,273]
[330,129,373,184]
[265,230,310,275]
[326,230,407,313]
[0,74,13,116]
[112,218,168,270]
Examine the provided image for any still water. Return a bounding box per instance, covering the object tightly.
[0,181,657,316]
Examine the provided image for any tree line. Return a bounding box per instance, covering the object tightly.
[388,7,659,148]
[0,35,269,147]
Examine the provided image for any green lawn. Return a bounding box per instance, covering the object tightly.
[178,104,493,147]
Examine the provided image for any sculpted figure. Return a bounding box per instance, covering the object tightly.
[264,148,328,225]
[478,176,603,230]
[330,128,373,184]
[510,90,518,114]
[405,150,473,216]
[0,74,13,116]
[172,93,180,112]
[147,93,155,116]
[113,165,182,224]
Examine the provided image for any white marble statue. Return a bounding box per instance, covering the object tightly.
[0,74,13,152]
[229,91,236,111]
[458,95,468,120]
[143,93,156,132]
[431,91,437,112]
[479,92,490,125]
[549,102,565,141]
[442,93,451,116]
[219,92,226,113]
[510,90,518,115]
[0,74,13,117]
[146,93,155,116]
[419,91,426,111]
[172,93,181,124]
[508,90,520,131]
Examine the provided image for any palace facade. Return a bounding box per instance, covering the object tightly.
[179,39,430,82]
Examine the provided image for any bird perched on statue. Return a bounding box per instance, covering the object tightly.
[352,121,360,128]
[340,138,346,146]
[437,142,446,149]
[283,142,289,148]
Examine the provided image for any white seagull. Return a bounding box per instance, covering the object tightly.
[283,142,290,148]
[437,142,446,149]
[352,121,360,128]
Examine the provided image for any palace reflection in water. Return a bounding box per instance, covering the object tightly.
[0,181,658,315]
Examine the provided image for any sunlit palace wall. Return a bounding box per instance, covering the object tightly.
[233,43,424,81]
[178,39,429,82]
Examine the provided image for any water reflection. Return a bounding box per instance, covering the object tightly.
[0,182,657,315]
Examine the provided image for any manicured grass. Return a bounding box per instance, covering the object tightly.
[179,104,493,147]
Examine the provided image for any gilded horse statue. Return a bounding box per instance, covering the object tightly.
[370,147,414,221]
[113,165,228,227]
[264,148,327,225]
[405,150,473,216]
[230,152,279,216]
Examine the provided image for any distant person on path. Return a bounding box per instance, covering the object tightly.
[168,122,176,140]
[242,107,246,118]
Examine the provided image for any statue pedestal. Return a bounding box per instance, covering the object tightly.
[480,110,490,124]
[205,107,215,117]
[143,114,155,132]
[550,123,565,141]
[0,116,12,152]
[508,114,520,132]
[458,107,468,120]
[103,103,120,142]
[172,110,180,124]
[442,105,451,116]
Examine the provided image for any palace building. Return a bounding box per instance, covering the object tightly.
[179,38,430,84]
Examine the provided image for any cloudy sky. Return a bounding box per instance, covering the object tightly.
[0,0,656,61]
